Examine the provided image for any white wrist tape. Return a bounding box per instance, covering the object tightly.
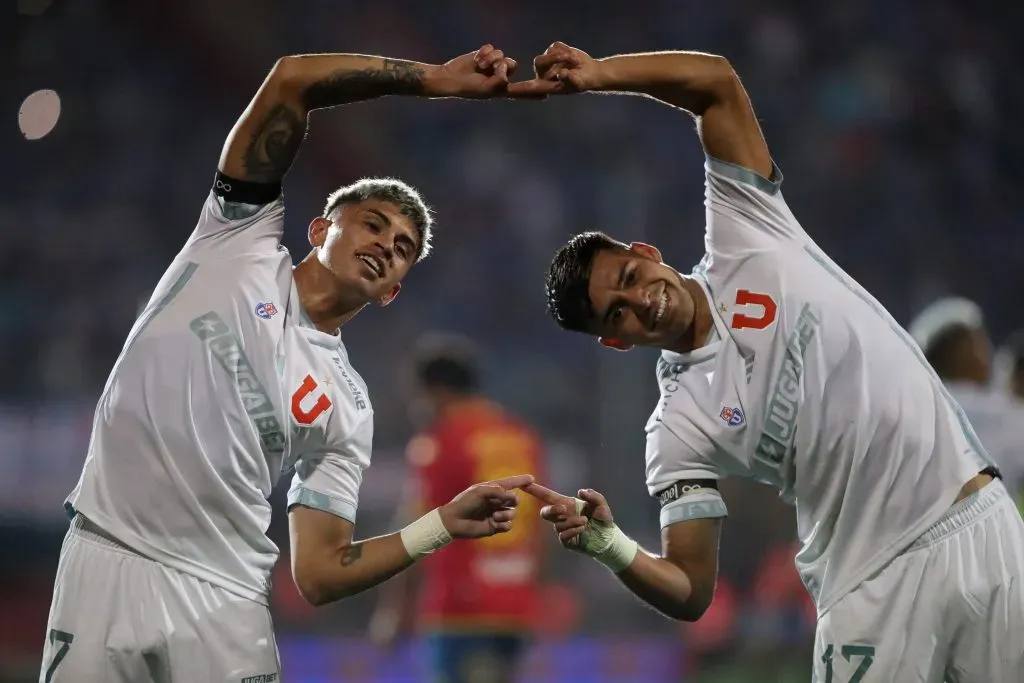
[569,497,639,573]
[400,508,453,560]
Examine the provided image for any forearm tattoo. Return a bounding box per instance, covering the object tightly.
[303,58,426,109]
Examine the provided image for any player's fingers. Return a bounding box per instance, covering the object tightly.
[479,488,519,508]
[491,508,516,524]
[534,52,578,75]
[578,488,607,508]
[504,57,518,76]
[540,504,566,521]
[559,527,585,543]
[554,516,587,533]
[487,474,535,490]
[474,44,495,65]
[479,48,505,70]
[503,80,555,100]
[492,62,509,85]
[492,520,513,533]
[521,482,569,505]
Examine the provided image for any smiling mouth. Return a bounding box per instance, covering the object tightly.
[356,253,384,278]
[653,289,668,329]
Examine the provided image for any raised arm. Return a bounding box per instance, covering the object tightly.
[508,43,771,179]
[220,46,517,185]
[524,484,721,621]
[288,474,532,606]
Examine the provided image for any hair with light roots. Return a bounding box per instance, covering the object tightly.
[545,231,628,333]
[322,177,434,261]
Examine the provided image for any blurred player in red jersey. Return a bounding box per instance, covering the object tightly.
[371,333,547,683]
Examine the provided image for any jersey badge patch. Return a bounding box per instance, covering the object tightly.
[719,405,745,427]
[255,301,278,319]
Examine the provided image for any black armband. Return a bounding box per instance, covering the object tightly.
[656,479,719,508]
[212,171,281,205]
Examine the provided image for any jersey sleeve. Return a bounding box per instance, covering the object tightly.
[287,417,373,524]
[645,416,729,529]
[181,173,285,259]
[703,155,807,256]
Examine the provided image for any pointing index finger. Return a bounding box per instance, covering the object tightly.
[485,473,535,490]
[522,482,570,505]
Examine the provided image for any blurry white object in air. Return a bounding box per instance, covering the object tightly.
[19,89,62,140]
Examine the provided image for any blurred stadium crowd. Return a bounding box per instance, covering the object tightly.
[5,0,1023,681]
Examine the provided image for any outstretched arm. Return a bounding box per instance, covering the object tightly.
[288,474,533,606]
[509,43,771,179]
[220,46,516,185]
[524,484,721,621]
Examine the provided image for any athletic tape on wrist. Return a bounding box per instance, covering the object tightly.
[400,508,453,560]
[570,497,639,573]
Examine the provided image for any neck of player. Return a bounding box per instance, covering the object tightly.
[293,259,367,335]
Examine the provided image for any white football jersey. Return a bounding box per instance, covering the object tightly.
[946,381,1024,495]
[645,158,992,613]
[65,191,373,604]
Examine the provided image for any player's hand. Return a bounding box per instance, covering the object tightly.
[522,483,614,547]
[439,474,534,538]
[506,42,605,99]
[425,45,518,99]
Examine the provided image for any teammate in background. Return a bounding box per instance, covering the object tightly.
[371,333,547,683]
[41,45,536,682]
[509,42,1024,680]
[909,297,1024,505]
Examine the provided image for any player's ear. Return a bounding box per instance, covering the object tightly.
[598,337,633,352]
[629,242,663,263]
[378,283,401,307]
[308,216,332,248]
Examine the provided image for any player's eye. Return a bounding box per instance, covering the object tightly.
[610,306,623,325]
[364,220,381,233]
[625,267,636,285]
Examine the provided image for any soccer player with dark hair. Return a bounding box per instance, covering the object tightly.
[40,46,536,682]
[371,333,547,683]
[509,42,1024,680]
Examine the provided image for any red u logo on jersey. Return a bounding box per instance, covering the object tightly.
[731,289,778,330]
[291,374,333,425]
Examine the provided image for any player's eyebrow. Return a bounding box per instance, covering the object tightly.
[365,208,392,226]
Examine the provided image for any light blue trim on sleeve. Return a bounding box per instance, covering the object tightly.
[660,493,728,528]
[706,156,783,196]
[287,487,357,523]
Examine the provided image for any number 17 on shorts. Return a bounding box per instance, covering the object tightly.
[819,642,875,683]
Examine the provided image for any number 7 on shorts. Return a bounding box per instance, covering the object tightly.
[44,629,74,683]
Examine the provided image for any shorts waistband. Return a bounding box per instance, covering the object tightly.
[909,479,1006,550]
[70,515,139,555]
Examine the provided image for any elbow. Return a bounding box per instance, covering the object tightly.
[292,559,346,607]
[706,56,742,100]
[293,566,329,607]
[267,56,304,94]
[664,590,714,623]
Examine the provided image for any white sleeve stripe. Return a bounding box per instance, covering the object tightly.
[659,491,728,528]
[287,487,357,523]
[706,156,783,196]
